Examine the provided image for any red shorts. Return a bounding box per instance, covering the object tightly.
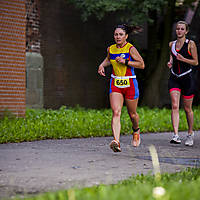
[109,78,139,100]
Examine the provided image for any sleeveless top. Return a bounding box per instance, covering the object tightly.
[171,39,193,77]
[109,42,135,77]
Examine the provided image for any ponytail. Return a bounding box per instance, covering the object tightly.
[115,24,142,34]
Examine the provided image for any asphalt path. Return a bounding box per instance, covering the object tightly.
[0,131,200,199]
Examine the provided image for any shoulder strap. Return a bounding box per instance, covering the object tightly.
[171,40,177,56]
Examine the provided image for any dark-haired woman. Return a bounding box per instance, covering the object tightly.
[98,24,145,152]
[167,21,198,146]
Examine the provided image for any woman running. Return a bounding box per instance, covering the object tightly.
[98,24,145,152]
[167,21,198,146]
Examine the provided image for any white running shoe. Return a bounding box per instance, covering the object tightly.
[185,133,194,146]
[170,134,181,144]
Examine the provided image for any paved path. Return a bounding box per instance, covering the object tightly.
[0,131,200,199]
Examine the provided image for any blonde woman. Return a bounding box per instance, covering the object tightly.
[168,21,198,146]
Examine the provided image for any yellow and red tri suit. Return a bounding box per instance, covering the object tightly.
[109,42,139,100]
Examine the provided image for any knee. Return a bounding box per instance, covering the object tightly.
[129,112,138,120]
[112,108,121,118]
[172,103,179,111]
[184,106,192,114]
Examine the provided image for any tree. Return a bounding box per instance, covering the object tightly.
[141,0,199,107]
[142,0,175,107]
[68,0,199,107]
[68,0,167,24]
[188,3,200,105]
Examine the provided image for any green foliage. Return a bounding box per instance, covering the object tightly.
[14,168,200,200]
[0,106,200,144]
[68,0,167,24]
[68,0,197,24]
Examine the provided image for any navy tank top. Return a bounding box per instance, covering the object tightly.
[171,39,193,76]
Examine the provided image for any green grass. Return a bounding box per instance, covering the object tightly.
[13,167,200,200]
[0,106,200,143]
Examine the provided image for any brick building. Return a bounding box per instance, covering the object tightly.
[0,0,26,117]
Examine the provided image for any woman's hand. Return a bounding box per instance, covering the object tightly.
[98,65,105,76]
[176,53,185,62]
[115,56,125,64]
[167,54,173,69]
[167,61,172,68]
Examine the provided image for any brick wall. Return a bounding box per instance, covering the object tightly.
[26,0,40,53]
[0,0,26,117]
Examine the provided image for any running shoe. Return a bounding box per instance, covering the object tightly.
[170,134,181,144]
[110,140,121,152]
[132,132,141,147]
[185,132,194,146]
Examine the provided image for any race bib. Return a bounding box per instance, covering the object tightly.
[114,77,130,88]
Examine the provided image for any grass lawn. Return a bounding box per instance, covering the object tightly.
[0,106,200,143]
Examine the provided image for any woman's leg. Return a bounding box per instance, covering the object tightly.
[125,98,140,146]
[183,97,194,146]
[182,97,193,134]
[109,92,124,142]
[170,91,181,135]
[125,98,139,130]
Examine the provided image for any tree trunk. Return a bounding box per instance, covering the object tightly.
[146,10,159,76]
[141,0,176,108]
[188,3,200,105]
